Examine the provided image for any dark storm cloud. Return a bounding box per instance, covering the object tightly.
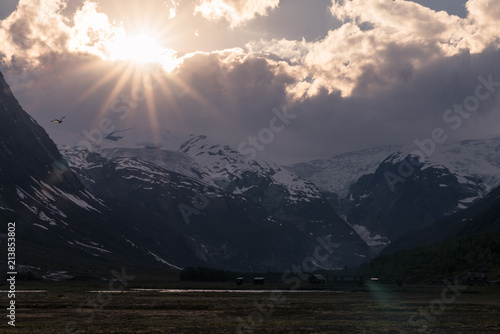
[7,44,497,160]
[273,49,500,157]
[167,50,292,137]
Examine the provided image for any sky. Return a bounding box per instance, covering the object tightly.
[0,0,499,163]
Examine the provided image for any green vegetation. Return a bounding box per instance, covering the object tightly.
[362,228,500,283]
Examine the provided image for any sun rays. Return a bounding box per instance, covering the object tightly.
[0,0,227,149]
[62,3,187,143]
[63,57,220,150]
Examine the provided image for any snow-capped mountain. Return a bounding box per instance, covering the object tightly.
[0,71,201,278]
[288,144,405,198]
[66,153,314,270]
[61,129,325,208]
[347,152,481,241]
[2,69,368,273]
[61,129,339,224]
[0,69,105,229]
[288,138,500,250]
[179,135,323,202]
[176,135,330,224]
[289,138,500,198]
[59,128,371,269]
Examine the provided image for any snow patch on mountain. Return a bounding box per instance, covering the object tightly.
[289,137,500,199]
[39,211,56,225]
[178,135,324,202]
[288,144,404,197]
[33,223,49,230]
[74,240,111,254]
[0,205,13,212]
[351,224,391,247]
[148,251,183,270]
[61,129,324,204]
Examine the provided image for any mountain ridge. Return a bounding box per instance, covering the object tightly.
[287,138,500,249]
[60,128,372,269]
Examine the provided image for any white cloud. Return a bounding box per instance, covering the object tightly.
[68,2,126,60]
[466,0,500,50]
[249,0,500,98]
[194,0,280,27]
[0,0,70,67]
[1,0,500,159]
[0,1,123,66]
[164,0,180,19]
[0,1,178,70]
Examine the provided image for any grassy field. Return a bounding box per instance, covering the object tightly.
[1,282,500,333]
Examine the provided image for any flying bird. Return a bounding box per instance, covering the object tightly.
[51,116,65,124]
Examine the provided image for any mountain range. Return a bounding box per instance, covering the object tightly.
[288,138,500,248]
[59,129,371,270]
[2,67,500,279]
[0,70,370,277]
[0,71,204,279]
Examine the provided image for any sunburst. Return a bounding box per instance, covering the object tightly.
[107,33,179,72]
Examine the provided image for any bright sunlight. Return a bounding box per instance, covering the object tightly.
[108,33,179,71]
[66,2,180,72]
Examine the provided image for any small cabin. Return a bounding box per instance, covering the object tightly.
[465,272,486,285]
[254,277,265,285]
[489,280,500,287]
[309,274,327,285]
[236,277,245,285]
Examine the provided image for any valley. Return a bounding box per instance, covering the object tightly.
[5,282,500,334]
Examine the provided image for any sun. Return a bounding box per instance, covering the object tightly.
[108,32,179,71]
[116,34,160,63]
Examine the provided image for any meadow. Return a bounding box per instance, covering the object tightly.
[1,281,500,333]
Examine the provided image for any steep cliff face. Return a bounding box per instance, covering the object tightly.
[61,146,370,270]
[0,71,369,273]
[0,72,81,195]
[0,72,200,277]
[346,153,480,241]
[289,139,500,250]
[0,71,106,229]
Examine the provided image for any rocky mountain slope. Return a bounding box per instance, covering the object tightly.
[0,71,370,273]
[382,181,500,255]
[346,152,481,241]
[0,71,202,278]
[288,139,500,249]
[59,129,371,270]
[362,183,500,282]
